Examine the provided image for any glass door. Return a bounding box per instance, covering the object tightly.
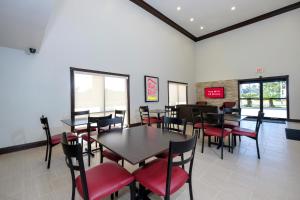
[263,81,287,119]
[239,82,261,117]
[239,76,289,120]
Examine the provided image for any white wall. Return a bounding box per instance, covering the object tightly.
[195,9,300,119]
[0,0,195,148]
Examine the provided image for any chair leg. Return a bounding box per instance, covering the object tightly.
[110,193,114,200]
[164,195,170,200]
[256,139,260,159]
[220,137,224,160]
[208,136,211,147]
[121,159,124,167]
[115,191,119,197]
[188,180,194,200]
[47,146,52,169]
[228,135,231,152]
[129,181,136,200]
[201,134,205,153]
[71,182,76,200]
[239,135,241,142]
[45,143,49,161]
[181,154,185,170]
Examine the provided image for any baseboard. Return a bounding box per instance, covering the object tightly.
[287,119,300,123]
[0,140,47,155]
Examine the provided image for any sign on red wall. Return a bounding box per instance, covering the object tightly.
[205,87,224,98]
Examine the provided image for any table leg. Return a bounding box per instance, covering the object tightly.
[136,162,151,200]
[157,113,161,128]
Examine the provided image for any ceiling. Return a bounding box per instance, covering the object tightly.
[144,0,300,39]
[0,0,55,51]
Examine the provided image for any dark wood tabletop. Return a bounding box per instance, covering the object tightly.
[91,126,189,165]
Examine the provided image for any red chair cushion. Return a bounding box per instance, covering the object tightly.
[81,132,97,143]
[133,159,189,196]
[76,162,134,200]
[102,149,123,162]
[75,127,97,134]
[232,127,256,138]
[51,132,77,145]
[194,122,209,129]
[143,117,162,124]
[204,127,231,137]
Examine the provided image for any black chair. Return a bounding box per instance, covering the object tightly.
[231,111,264,159]
[82,115,112,166]
[99,117,125,166]
[139,106,161,126]
[114,110,126,127]
[134,135,198,200]
[72,110,96,135]
[156,117,187,164]
[223,108,241,144]
[61,132,135,200]
[200,112,231,159]
[40,115,77,169]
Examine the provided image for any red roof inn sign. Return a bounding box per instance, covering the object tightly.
[205,87,224,99]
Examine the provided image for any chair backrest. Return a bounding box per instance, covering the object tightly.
[191,108,201,125]
[165,135,198,197]
[88,114,112,133]
[139,106,150,125]
[162,116,187,135]
[255,111,264,136]
[61,132,89,200]
[115,110,126,125]
[40,115,52,145]
[199,110,220,127]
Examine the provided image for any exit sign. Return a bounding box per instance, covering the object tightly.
[256,67,264,74]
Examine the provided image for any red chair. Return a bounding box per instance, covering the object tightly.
[231,111,264,159]
[99,117,125,166]
[139,106,162,126]
[40,115,77,169]
[155,117,186,164]
[82,115,112,166]
[72,110,96,134]
[200,112,231,159]
[191,108,210,137]
[134,135,198,200]
[61,132,135,200]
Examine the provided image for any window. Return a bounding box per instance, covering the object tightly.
[168,81,188,106]
[71,68,129,125]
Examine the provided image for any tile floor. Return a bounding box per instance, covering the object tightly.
[0,121,300,200]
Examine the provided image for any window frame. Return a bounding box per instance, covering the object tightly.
[70,67,130,125]
[167,80,188,106]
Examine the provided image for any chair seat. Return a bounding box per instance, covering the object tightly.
[194,122,209,129]
[81,132,97,143]
[76,162,134,200]
[224,122,239,129]
[51,132,77,145]
[143,117,162,124]
[133,159,189,196]
[204,127,231,137]
[75,127,97,134]
[232,127,256,138]
[102,149,123,162]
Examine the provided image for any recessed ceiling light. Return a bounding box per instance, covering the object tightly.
[177,6,181,11]
[190,18,194,22]
[200,26,204,30]
[231,6,236,11]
